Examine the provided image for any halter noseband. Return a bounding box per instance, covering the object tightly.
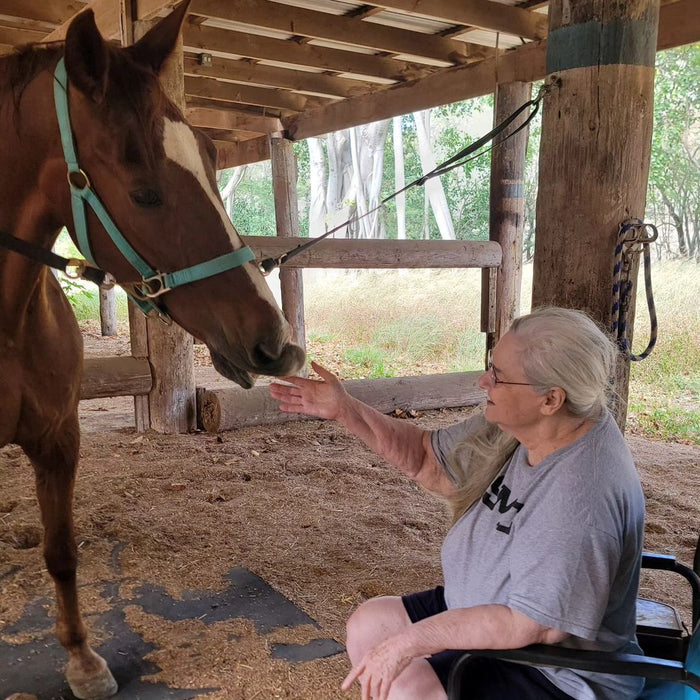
[53,57,255,319]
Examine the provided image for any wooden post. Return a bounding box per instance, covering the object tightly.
[99,287,117,336]
[128,13,195,433]
[270,135,307,375]
[490,81,532,342]
[533,0,659,427]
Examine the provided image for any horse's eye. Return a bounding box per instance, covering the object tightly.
[130,189,162,208]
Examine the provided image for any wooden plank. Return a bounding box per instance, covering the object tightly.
[80,356,152,399]
[241,236,502,269]
[186,0,477,65]
[41,0,121,41]
[184,74,333,112]
[0,0,88,25]
[186,105,282,133]
[215,135,270,169]
[657,0,700,51]
[0,25,47,46]
[200,372,485,432]
[285,41,546,140]
[366,0,548,41]
[183,54,379,100]
[182,24,435,83]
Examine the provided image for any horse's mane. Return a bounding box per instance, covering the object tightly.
[0,39,177,168]
[0,43,63,101]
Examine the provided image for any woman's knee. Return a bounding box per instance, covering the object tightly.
[345,596,410,661]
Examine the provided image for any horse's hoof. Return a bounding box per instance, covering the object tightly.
[66,653,118,700]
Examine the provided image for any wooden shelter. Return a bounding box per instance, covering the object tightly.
[1,0,698,432]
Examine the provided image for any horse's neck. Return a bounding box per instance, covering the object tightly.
[0,57,66,325]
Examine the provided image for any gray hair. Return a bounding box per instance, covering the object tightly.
[446,306,619,523]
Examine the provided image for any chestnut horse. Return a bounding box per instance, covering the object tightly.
[0,3,304,697]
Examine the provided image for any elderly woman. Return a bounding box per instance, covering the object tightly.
[270,307,645,700]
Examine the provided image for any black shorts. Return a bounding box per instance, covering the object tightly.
[401,587,574,699]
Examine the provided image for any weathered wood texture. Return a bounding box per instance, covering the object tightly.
[242,237,502,269]
[135,20,196,433]
[533,0,659,427]
[80,357,152,400]
[270,137,306,369]
[99,287,117,336]
[490,81,532,340]
[199,372,485,432]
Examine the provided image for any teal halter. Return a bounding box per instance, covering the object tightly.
[53,57,255,319]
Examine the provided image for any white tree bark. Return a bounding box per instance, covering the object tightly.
[307,137,327,238]
[393,116,407,240]
[220,166,247,221]
[415,109,455,240]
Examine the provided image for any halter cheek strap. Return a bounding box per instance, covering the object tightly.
[53,57,255,318]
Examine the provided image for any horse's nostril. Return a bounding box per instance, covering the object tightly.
[253,342,280,366]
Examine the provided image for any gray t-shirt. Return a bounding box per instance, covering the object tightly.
[431,410,645,700]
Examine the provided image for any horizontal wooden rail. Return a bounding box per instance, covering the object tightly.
[81,356,152,400]
[242,237,502,269]
[199,371,485,432]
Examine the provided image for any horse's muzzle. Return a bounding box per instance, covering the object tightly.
[210,343,305,389]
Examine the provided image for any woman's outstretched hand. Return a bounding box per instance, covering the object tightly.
[269,361,348,421]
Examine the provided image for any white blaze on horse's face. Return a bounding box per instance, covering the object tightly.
[161,118,279,305]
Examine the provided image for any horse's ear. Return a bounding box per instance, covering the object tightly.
[64,9,109,104]
[126,0,191,75]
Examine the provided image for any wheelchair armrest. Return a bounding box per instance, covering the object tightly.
[641,554,700,629]
[447,645,700,698]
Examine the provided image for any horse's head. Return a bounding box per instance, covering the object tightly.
[53,1,304,388]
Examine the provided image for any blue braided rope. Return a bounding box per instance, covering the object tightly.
[610,220,658,361]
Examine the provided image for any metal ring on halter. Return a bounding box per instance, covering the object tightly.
[639,223,659,244]
[64,258,86,279]
[67,168,91,191]
[140,272,171,298]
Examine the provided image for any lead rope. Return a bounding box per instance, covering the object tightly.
[611,218,659,361]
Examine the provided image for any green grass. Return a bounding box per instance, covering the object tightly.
[303,263,699,444]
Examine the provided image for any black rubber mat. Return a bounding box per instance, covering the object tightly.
[0,551,343,700]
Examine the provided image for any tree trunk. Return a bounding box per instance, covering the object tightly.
[393,117,407,240]
[415,110,455,240]
[308,137,327,239]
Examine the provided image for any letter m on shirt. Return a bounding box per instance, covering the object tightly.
[481,476,524,534]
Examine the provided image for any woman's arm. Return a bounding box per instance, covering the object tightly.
[343,604,568,698]
[269,361,456,497]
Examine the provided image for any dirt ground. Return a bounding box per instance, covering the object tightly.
[0,328,698,700]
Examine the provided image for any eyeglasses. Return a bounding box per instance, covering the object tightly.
[486,362,533,387]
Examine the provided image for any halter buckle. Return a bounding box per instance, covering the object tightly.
[140,272,171,298]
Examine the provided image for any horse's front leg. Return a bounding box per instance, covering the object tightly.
[26,416,118,700]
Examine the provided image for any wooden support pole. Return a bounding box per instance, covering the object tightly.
[533,0,659,428]
[129,14,195,433]
[99,287,117,336]
[270,136,306,376]
[80,357,152,400]
[489,81,532,341]
[199,372,485,433]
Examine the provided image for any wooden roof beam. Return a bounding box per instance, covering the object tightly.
[186,105,282,134]
[1,0,88,26]
[366,0,548,41]
[183,54,379,99]
[42,0,121,41]
[183,24,436,82]
[215,135,270,169]
[185,74,334,112]
[283,0,698,142]
[186,0,482,65]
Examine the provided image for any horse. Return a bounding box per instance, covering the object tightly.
[0,3,305,697]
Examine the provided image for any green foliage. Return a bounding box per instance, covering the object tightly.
[344,345,393,378]
[227,162,277,237]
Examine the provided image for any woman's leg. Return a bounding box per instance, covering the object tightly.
[345,596,446,700]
